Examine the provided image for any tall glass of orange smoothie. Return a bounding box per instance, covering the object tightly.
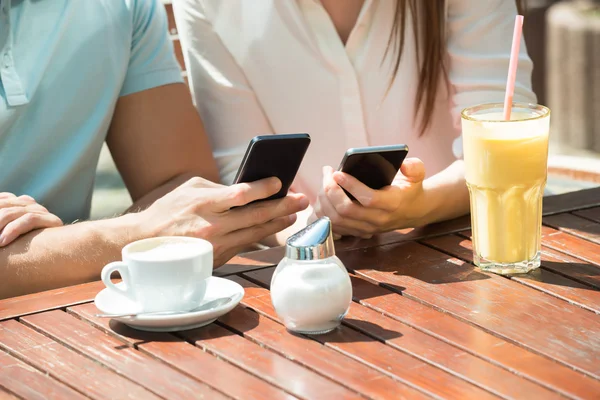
[461,103,550,274]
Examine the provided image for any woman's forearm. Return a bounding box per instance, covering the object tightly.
[417,160,470,226]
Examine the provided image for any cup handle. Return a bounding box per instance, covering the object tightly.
[101,261,134,300]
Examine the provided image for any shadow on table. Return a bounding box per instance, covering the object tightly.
[341,318,403,341]
[537,261,600,290]
[341,238,490,286]
[382,255,491,284]
[391,266,490,285]
[543,214,600,242]
[286,318,402,342]
[108,320,182,348]
[107,307,256,349]
[215,248,283,277]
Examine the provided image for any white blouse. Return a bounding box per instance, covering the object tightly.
[174,0,536,204]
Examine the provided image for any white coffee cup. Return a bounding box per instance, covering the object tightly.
[101,237,213,313]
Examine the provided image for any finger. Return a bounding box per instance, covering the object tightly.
[28,203,49,213]
[0,202,55,230]
[317,190,374,239]
[397,158,426,184]
[313,202,354,240]
[0,207,29,231]
[332,171,392,211]
[0,195,36,209]
[0,213,62,247]
[321,164,349,206]
[0,193,16,200]
[325,175,388,228]
[220,192,309,232]
[213,214,298,266]
[214,177,282,211]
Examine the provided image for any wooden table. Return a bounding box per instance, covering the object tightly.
[1,188,600,400]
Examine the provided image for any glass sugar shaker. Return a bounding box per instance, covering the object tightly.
[270,217,352,334]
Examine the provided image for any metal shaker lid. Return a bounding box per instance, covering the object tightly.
[285,217,335,260]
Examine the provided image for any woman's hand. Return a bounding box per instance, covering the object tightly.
[313,158,427,239]
[0,193,63,246]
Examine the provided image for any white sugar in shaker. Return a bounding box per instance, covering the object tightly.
[270,217,352,334]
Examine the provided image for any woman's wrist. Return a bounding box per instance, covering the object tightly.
[408,161,470,228]
[385,185,429,230]
[416,177,446,226]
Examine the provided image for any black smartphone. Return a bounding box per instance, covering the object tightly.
[233,133,311,201]
[337,145,409,200]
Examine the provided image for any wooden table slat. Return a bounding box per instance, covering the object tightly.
[0,252,281,320]
[537,245,600,290]
[0,319,159,400]
[542,187,600,215]
[426,234,600,314]
[70,303,360,400]
[226,277,502,400]
[2,187,600,399]
[333,241,600,381]
[544,213,600,245]
[540,225,600,268]
[0,350,87,400]
[234,216,473,270]
[332,216,472,252]
[179,324,365,400]
[20,311,228,400]
[344,273,600,400]
[213,249,283,277]
[573,206,600,223]
[0,281,104,321]
[243,268,563,400]
[196,283,430,400]
[215,311,430,399]
[455,227,600,291]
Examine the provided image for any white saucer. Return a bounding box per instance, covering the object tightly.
[94,276,244,332]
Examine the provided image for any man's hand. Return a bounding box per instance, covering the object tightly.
[139,176,309,266]
[314,158,427,238]
[0,193,63,247]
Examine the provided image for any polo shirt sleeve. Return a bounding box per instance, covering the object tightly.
[120,0,183,97]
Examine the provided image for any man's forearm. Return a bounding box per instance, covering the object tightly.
[419,160,470,226]
[0,172,196,299]
[0,212,146,299]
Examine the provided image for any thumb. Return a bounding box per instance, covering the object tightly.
[398,158,426,184]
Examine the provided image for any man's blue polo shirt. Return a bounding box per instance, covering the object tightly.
[0,0,182,222]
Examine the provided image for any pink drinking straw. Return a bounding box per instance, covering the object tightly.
[503,15,525,121]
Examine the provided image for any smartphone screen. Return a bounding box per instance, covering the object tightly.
[338,145,408,199]
[234,133,311,201]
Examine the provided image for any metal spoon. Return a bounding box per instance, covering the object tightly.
[95,295,235,318]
